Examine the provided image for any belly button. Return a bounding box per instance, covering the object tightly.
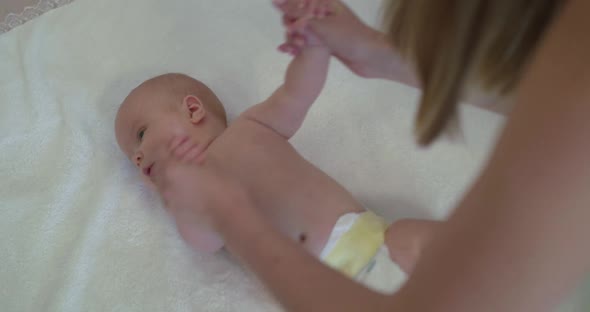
[299,233,307,243]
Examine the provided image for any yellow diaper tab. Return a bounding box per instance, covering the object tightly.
[324,212,388,278]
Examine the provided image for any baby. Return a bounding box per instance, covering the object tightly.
[115,20,437,294]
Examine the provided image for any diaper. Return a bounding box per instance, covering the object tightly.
[320,212,407,294]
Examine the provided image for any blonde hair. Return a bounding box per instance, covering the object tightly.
[140,73,227,124]
[385,0,561,145]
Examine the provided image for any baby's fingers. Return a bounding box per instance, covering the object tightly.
[278,43,301,56]
[183,144,205,163]
[278,32,306,55]
[169,136,187,152]
[169,136,197,160]
[291,33,306,47]
[169,136,188,154]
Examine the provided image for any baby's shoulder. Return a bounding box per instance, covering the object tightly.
[228,112,286,139]
[211,115,292,157]
[211,116,265,150]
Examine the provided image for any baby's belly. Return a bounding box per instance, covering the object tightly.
[297,213,350,257]
[255,176,366,257]
[259,182,364,256]
[223,122,366,256]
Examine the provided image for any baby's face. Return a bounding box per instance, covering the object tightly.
[115,86,223,186]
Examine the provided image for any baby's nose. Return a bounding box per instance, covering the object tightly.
[134,152,143,167]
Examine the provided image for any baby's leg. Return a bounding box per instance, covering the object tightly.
[384,219,443,274]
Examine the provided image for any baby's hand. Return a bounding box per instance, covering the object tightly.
[274,0,391,78]
[273,0,336,32]
[153,151,255,240]
[278,22,323,55]
[273,0,336,30]
[277,14,328,56]
[168,135,206,165]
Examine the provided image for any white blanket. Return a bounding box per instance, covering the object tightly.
[0,0,587,311]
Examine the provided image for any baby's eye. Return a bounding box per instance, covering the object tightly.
[137,127,146,142]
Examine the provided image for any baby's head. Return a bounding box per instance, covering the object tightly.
[115,73,227,184]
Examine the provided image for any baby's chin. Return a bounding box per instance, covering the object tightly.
[140,174,157,191]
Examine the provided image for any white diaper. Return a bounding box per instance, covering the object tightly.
[320,212,407,294]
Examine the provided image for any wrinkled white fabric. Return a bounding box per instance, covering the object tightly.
[0,0,74,34]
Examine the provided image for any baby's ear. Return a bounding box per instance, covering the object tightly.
[183,95,206,124]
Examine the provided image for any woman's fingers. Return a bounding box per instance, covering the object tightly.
[278,1,334,34]
[274,0,330,20]
[305,0,320,19]
[282,14,296,26]
[276,1,334,54]
[287,16,311,34]
[273,0,306,17]
[318,0,335,17]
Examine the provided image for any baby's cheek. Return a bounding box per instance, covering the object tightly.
[151,124,185,157]
[164,119,190,144]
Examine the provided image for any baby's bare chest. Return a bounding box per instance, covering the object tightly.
[202,121,363,253]
[209,122,362,217]
[215,126,319,195]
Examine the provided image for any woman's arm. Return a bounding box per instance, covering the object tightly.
[274,0,519,114]
[399,1,590,310]
[274,0,419,85]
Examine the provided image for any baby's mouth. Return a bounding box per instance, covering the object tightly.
[143,163,154,177]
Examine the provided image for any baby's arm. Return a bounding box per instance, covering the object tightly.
[176,214,224,254]
[244,33,331,139]
[161,137,225,254]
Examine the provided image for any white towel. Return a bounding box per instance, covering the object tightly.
[9,0,585,311]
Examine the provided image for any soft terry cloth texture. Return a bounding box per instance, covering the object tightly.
[1,0,587,311]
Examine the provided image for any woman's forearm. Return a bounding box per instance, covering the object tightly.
[367,33,511,113]
[401,1,590,310]
[366,32,420,87]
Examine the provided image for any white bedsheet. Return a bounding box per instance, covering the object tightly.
[0,0,587,311]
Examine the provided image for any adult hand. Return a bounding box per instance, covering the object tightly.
[273,0,400,79]
[278,15,326,56]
